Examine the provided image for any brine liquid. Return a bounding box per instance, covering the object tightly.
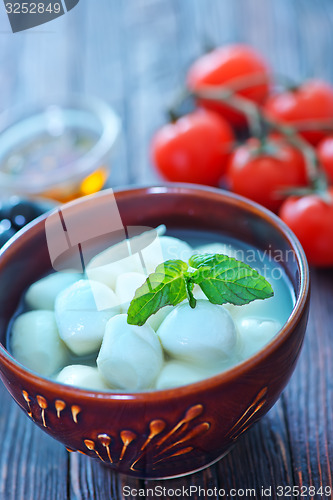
[7,228,296,368]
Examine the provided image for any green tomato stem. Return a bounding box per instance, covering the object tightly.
[207,71,270,94]
[168,72,330,196]
[167,107,180,123]
[167,87,191,123]
[193,83,329,191]
[270,73,300,92]
[262,114,323,187]
[286,118,333,132]
[193,84,264,139]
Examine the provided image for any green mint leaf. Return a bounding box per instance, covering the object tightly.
[127,260,188,326]
[189,253,274,306]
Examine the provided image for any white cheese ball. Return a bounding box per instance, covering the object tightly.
[147,305,173,331]
[155,360,216,390]
[97,314,163,391]
[237,317,282,359]
[56,365,112,391]
[224,297,274,321]
[194,242,239,259]
[11,311,69,377]
[55,279,120,356]
[115,272,146,313]
[85,227,165,290]
[86,253,142,290]
[159,236,193,262]
[25,272,82,310]
[141,236,193,273]
[157,300,237,365]
[86,233,192,287]
[155,356,242,390]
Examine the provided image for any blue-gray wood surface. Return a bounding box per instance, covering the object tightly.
[0,1,333,499]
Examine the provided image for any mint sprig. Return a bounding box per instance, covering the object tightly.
[127,253,274,326]
[189,253,274,305]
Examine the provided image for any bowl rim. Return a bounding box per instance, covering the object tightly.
[0,184,310,402]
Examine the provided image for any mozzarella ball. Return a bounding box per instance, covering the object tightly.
[160,236,192,260]
[55,279,120,356]
[25,271,82,310]
[237,317,282,359]
[139,236,193,274]
[86,233,192,287]
[147,305,173,331]
[97,314,163,391]
[56,365,112,391]
[85,228,165,289]
[224,297,274,321]
[155,355,242,390]
[194,242,239,259]
[157,300,237,365]
[155,360,215,390]
[11,311,69,376]
[115,272,146,312]
[86,252,141,290]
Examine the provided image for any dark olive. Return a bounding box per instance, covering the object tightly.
[0,219,16,247]
[7,199,40,230]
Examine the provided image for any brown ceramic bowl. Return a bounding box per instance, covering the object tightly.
[0,185,309,479]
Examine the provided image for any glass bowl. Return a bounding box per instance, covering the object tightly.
[0,96,120,202]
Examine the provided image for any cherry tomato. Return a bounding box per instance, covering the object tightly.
[151,109,234,186]
[187,44,270,127]
[317,136,333,184]
[226,138,308,212]
[264,80,333,146]
[279,189,333,267]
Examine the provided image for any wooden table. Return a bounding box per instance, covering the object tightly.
[0,1,333,498]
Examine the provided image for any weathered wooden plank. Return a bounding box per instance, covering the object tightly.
[82,0,130,188]
[12,16,70,105]
[213,399,295,497]
[117,0,189,184]
[69,452,144,500]
[0,12,24,109]
[283,269,333,494]
[0,384,68,500]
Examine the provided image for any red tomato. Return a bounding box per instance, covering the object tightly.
[317,136,333,184]
[187,44,270,127]
[226,138,308,212]
[279,189,333,267]
[264,80,333,146]
[151,109,234,186]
